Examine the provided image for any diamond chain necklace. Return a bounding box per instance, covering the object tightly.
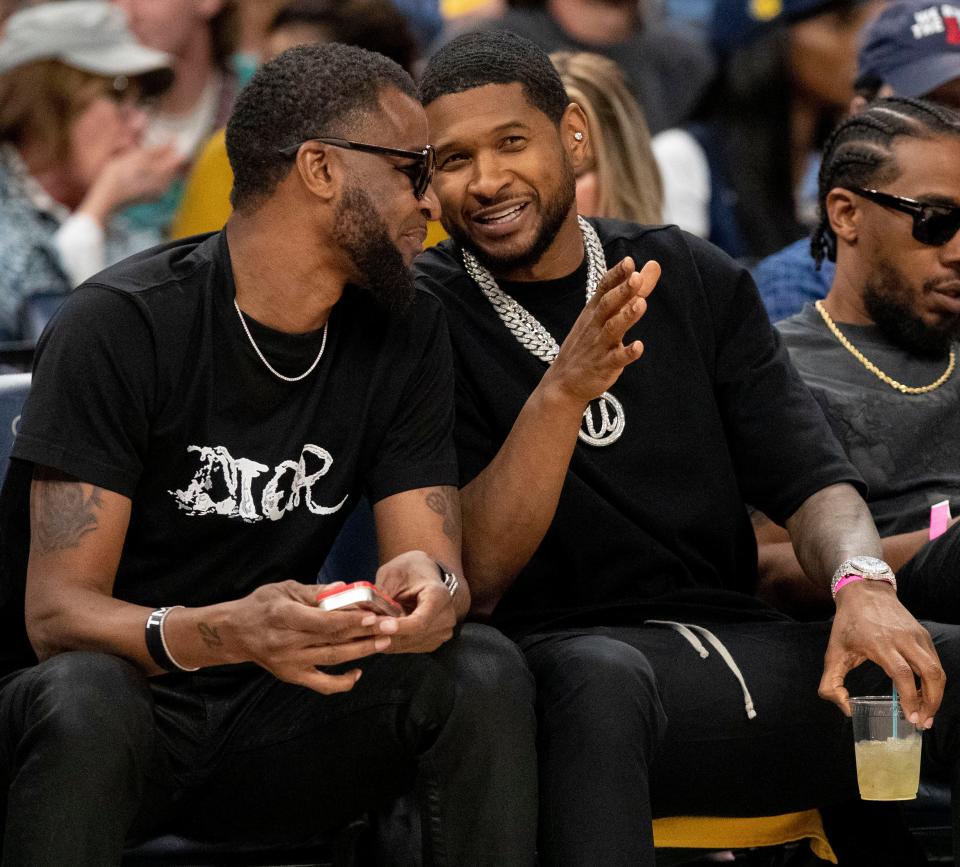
[462,216,625,446]
[234,298,329,383]
[814,300,955,395]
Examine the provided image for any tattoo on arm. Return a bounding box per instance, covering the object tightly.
[425,486,462,545]
[197,623,222,649]
[32,466,104,553]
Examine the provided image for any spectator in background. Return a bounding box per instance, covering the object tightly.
[112,0,240,237]
[172,0,423,239]
[550,51,663,226]
[754,0,960,322]
[0,1,179,341]
[679,0,880,262]
[467,0,716,136]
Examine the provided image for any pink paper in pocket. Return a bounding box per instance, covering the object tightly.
[929,499,952,541]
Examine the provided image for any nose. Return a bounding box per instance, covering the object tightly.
[419,185,442,221]
[466,151,511,202]
[942,226,960,267]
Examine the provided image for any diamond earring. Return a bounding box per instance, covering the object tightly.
[574,132,584,142]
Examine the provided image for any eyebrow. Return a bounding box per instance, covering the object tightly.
[433,120,533,155]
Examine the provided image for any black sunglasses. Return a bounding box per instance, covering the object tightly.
[278,137,435,199]
[847,186,960,247]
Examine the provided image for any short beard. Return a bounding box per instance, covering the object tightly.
[863,260,960,359]
[333,185,415,314]
[445,155,577,277]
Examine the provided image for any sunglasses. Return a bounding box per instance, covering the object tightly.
[847,186,960,247]
[278,137,435,199]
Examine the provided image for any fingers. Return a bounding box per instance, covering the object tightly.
[592,256,635,301]
[818,648,858,716]
[294,667,363,695]
[594,260,661,338]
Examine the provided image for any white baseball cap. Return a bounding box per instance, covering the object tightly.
[0,1,173,79]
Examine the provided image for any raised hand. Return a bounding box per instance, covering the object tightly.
[543,256,660,407]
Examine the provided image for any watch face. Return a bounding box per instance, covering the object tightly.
[850,555,890,575]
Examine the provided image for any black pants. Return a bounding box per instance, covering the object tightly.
[521,617,960,867]
[0,623,538,867]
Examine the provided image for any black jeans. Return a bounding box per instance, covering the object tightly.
[521,618,960,867]
[0,623,538,867]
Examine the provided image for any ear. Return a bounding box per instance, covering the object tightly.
[293,142,339,204]
[826,186,860,248]
[559,102,591,172]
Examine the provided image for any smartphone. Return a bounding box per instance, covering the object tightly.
[316,581,403,617]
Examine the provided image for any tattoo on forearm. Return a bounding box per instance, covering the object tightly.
[32,467,104,553]
[425,486,462,544]
[197,623,222,648]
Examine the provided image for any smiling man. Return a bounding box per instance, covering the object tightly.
[415,31,960,867]
[757,98,960,613]
[0,42,537,865]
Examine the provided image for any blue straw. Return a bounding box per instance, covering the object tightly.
[892,684,899,737]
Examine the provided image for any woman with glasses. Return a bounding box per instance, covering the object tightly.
[0,1,180,341]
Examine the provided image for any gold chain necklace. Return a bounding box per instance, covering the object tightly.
[814,300,955,395]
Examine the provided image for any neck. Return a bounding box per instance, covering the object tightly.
[226,205,347,333]
[547,0,635,45]
[160,28,218,115]
[497,209,586,282]
[823,266,873,325]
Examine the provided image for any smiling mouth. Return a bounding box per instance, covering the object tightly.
[473,202,528,225]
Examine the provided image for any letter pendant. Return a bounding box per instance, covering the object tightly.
[579,391,625,446]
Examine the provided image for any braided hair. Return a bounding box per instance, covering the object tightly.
[812,97,960,268]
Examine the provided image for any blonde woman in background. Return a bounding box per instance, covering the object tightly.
[550,50,663,225]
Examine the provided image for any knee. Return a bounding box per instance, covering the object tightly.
[11,652,154,757]
[526,634,666,737]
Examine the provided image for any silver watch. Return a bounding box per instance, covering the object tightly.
[436,561,460,598]
[830,555,897,597]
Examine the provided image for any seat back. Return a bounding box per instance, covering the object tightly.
[19,291,67,345]
[0,373,30,486]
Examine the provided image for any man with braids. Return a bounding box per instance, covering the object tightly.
[757,98,960,622]
[0,43,538,865]
[415,29,960,867]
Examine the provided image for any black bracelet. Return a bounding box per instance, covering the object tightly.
[144,606,198,673]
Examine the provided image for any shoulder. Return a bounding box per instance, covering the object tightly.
[775,305,832,356]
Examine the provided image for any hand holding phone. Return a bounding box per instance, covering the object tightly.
[316,581,403,617]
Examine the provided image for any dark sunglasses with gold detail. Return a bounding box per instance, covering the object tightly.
[278,137,436,199]
[847,186,960,247]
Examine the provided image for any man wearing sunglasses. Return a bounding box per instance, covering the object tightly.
[0,42,537,866]
[758,98,960,624]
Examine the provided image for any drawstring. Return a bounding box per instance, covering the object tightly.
[646,620,758,720]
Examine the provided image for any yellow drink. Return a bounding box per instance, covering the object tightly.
[854,736,921,800]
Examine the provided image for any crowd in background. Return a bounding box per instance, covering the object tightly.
[0,0,957,341]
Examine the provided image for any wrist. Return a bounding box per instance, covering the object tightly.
[538,371,590,417]
[831,555,896,601]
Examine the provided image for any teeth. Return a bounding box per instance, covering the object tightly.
[478,204,524,224]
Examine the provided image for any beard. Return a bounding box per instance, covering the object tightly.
[863,259,960,359]
[333,185,415,314]
[444,154,577,276]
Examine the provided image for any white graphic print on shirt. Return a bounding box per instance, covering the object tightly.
[170,444,349,523]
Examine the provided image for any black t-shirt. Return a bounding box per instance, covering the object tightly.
[779,304,960,535]
[415,219,862,637]
[0,231,458,675]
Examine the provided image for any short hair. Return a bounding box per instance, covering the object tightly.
[0,60,159,171]
[226,42,417,211]
[812,97,960,267]
[269,0,419,74]
[551,51,662,225]
[419,30,568,125]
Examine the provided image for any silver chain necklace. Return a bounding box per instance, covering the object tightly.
[462,216,625,446]
[234,298,328,383]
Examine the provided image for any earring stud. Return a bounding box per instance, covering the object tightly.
[574,132,584,141]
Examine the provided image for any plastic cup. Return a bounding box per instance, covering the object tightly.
[850,696,922,801]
